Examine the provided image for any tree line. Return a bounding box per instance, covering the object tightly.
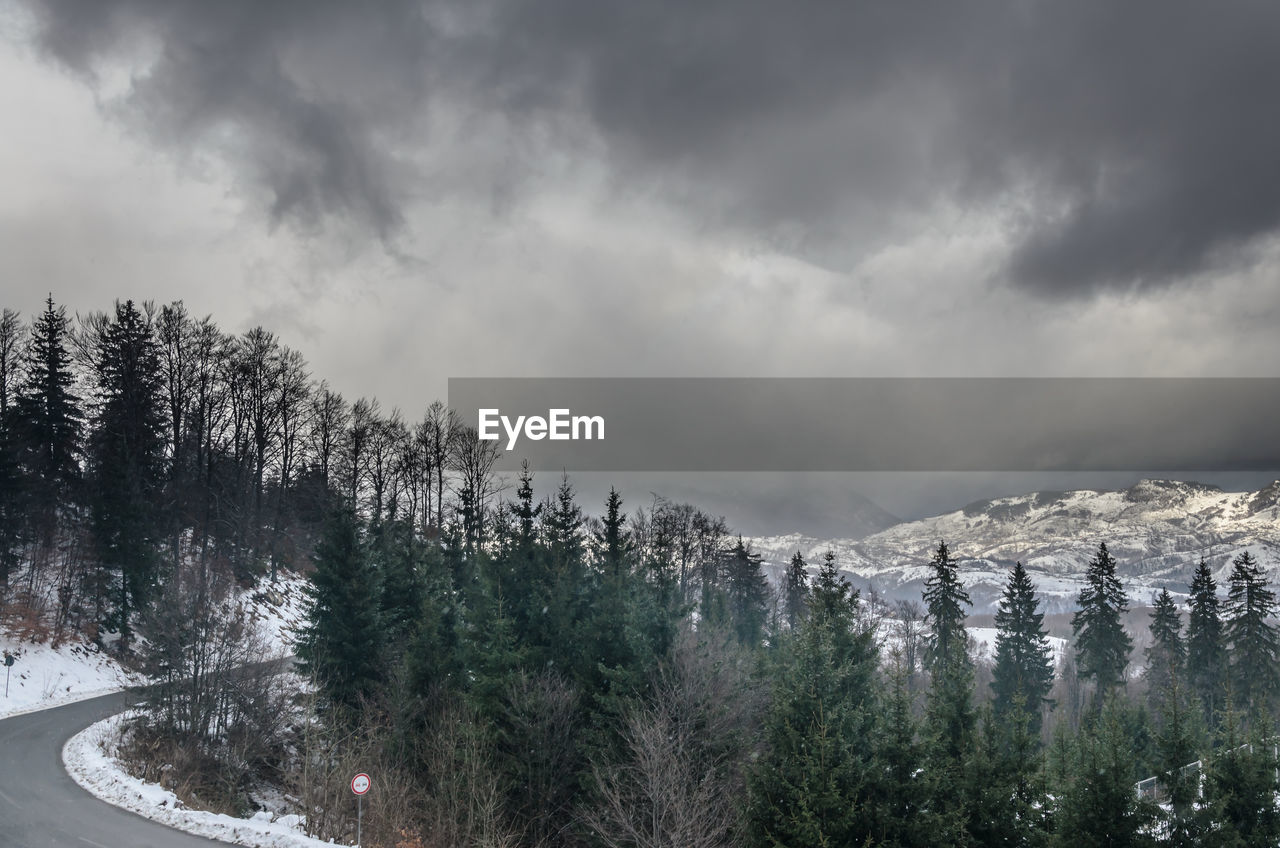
[290,491,1280,847]
[0,295,497,644]
[6,294,1280,846]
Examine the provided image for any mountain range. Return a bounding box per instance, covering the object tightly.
[749,479,1280,613]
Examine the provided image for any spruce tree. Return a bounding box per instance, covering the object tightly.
[1145,588,1185,728]
[747,554,879,848]
[1155,668,1202,848]
[921,540,977,839]
[782,550,809,629]
[1050,697,1156,848]
[1186,556,1226,727]
[991,561,1055,736]
[296,508,385,715]
[721,537,769,646]
[12,295,82,546]
[968,703,1051,848]
[1223,551,1280,715]
[924,540,971,676]
[593,487,631,578]
[866,651,942,847]
[86,300,166,647]
[372,519,426,648]
[1072,541,1134,698]
[1199,709,1280,846]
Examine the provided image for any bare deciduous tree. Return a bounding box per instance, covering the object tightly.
[582,626,758,848]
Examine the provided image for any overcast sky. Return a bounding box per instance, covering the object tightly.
[3,1,1279,531]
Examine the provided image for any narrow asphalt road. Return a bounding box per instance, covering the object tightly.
[0,693,229,848]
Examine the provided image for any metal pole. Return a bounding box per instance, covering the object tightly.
[4,664,9,698]
[357,794,362,847]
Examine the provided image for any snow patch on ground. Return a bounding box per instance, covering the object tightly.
[64,711,338,848]
[967,626,1069,664]
[0,635,141,720]
[1,570,310,721]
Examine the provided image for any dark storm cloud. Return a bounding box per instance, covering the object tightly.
[25,0,432,238]
[22,0,1280,293]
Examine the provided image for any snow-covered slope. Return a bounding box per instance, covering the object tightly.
[1,571,310,720]
[751,479,1280,613]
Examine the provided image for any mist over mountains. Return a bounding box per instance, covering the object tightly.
[750,479,1280,613]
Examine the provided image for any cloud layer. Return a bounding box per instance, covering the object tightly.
[20,0,1280,295]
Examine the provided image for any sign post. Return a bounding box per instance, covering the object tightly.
[351,772,370,846]
[3,651,13,698]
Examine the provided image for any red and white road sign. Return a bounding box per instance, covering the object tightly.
[351,773,370,795]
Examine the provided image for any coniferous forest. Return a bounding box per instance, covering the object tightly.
[6,296,1280,847]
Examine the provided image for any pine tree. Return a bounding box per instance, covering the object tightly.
[1072,541,1134,698]
[991,561,1055,736]
[86,300,167,647]
[866,651,943,847]
[296,508,385,715]
[924,541,971,676]
[721,537,769,646]
[12,295,82,546]
[1199,709,1280,846]
[921,540,977,838]
[1186,556,1226,727]
[1145,588,1186,729]
[1050,697,1156,848]
[1155,668,1202,848]
[782,550,809,629]
[593,487,631,578]
[1223,551,1280,715]
[746,553,879,848]
[372,519,426,647]
[967,703,1051,848]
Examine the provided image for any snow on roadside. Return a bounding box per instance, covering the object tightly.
[0,635,141,720]
[64,711,339,848]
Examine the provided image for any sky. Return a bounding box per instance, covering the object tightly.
[3,1,1280,532]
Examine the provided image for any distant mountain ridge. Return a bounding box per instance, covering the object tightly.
[749,479,1280,613]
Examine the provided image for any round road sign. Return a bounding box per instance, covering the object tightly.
[351,773,370,795]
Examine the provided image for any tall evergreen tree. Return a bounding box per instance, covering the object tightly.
[1199,709,1280,847]
[1072,541,1134,698]
[782,550,809,629]
[747,554,880,848]
[721,537,769,646]
[922,540,978,839]
[1050,697,1155,848]
[1145,588,1185,728]
[12,295,82,546]
[86,300,167,647]
[1155,668,1202,848]
[593,487,631,577]
[991,561,1055,736]
[1223,551,1280,715]
[1186,556,1226,727]
[296,508,385,715]
[923,540,971,677]
[866,652,943,847]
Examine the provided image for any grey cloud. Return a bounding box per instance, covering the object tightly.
[20,0,1280,294]
[26,0,431,239]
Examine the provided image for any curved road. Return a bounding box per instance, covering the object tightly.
[0,693,227,847]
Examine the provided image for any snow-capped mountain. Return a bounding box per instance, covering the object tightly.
[750,479,1280,613]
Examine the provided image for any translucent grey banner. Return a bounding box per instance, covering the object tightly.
[446,378,1280,472]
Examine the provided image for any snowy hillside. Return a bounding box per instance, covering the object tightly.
[1,571,310,720]
[751,479,1280,613]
